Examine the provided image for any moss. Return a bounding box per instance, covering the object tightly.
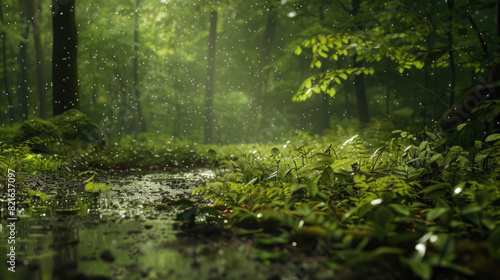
[13,109,106,153]
[14,118,61,152]
[49,109,106,147]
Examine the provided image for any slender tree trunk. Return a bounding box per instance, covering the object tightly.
[133,0,146,134]
[344,90,351,118]
[447,0,456,107]
[385,61,391,118]
[250,7,277,138]
[32,0,48,119]
[19,5,30,121]
[52,0,79,116]
[314,5,330,133]
[352,0,370,123]
[204,9,217,144]
[353,58,370,123]
[495,0,500,130]
[314,94,330,134]
[0,3,14,124]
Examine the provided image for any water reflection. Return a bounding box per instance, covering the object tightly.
[0,169,272,280]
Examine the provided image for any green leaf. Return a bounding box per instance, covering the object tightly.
[374,206,393,230]
[389,204,411,216]
[426,208,450,221]
[475,190,489,208]
[251,248,287,261]
[402,258,432,280]
[304,78,312,88]
[327,87,336,97]
[294,45,302,55]
[290,184,305,193]
[457,123,467,131]
[460,203,482,215]
[314,60,322,68]
[338,73,348,80]
[485,134,500,142]
[296,203,314,217]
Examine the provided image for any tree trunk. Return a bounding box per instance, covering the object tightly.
[204,9,217,144]
[352,0,370,123]
[495,0,500,130]
[313,5,330,134]
[314,94,330,134]
[19,4,30,121]
[447,0,456,107]
[385,61,391,118]
[32,0,48,119]
[250,7,277,138]
[133,0,146,134]
[52,0,79,116]
[0,3,14,124]
[354,58,370,123]
[344,90,351,118]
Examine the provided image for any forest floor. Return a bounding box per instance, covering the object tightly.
[1,169,338,280]
[3,122,500,280]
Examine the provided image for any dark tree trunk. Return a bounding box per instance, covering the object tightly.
[250,7,277,137]
[313,4,330,134]
[344,90,351,118]
[447,0,456,107]
[32,0,48,119]
[52,0,79,116]
[385,61,391,118]
[133,0,146,134]
[314,94,330,134]
[19,3,30,121]
[354,58,370,123]
[494,0,500,130]
[204,9,217,144]
[0,3,14,124]
[352,0,370,123]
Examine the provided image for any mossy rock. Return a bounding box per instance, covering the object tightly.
[14,118,61,152]
[14,109,106,152]
[49,109,106,147]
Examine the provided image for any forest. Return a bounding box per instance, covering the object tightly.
[1,0,500,279]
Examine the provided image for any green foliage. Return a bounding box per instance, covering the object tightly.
[14,118,61,153]
[0,142,61,176]
[192,123,500,278]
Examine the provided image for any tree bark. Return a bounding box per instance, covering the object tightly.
[314,5,330,133]
[204,9,217,144]
[0,3,14,124]
[19,3,30,121]
[447,0,456,107]
[353,58,370,123]
[32,0,48,119]
[52,0,79,116]
[133,0,146,134]
[250,7,277,138]
[351,0,370,123]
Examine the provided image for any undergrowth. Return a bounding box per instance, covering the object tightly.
[3,119,500,279]
[187,123,500,279]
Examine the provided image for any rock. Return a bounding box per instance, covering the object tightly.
[50,109,106,147]
[14,118,61,152]
[14,109,106,152]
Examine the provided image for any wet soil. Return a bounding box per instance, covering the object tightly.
[0,170,302,280]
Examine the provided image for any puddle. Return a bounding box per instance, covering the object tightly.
[0,169,282,280]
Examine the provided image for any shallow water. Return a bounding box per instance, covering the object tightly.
[0,170,279,280]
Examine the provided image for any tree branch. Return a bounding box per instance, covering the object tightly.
[333,0,351,14]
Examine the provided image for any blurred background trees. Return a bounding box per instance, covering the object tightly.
[1,0,499,143]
